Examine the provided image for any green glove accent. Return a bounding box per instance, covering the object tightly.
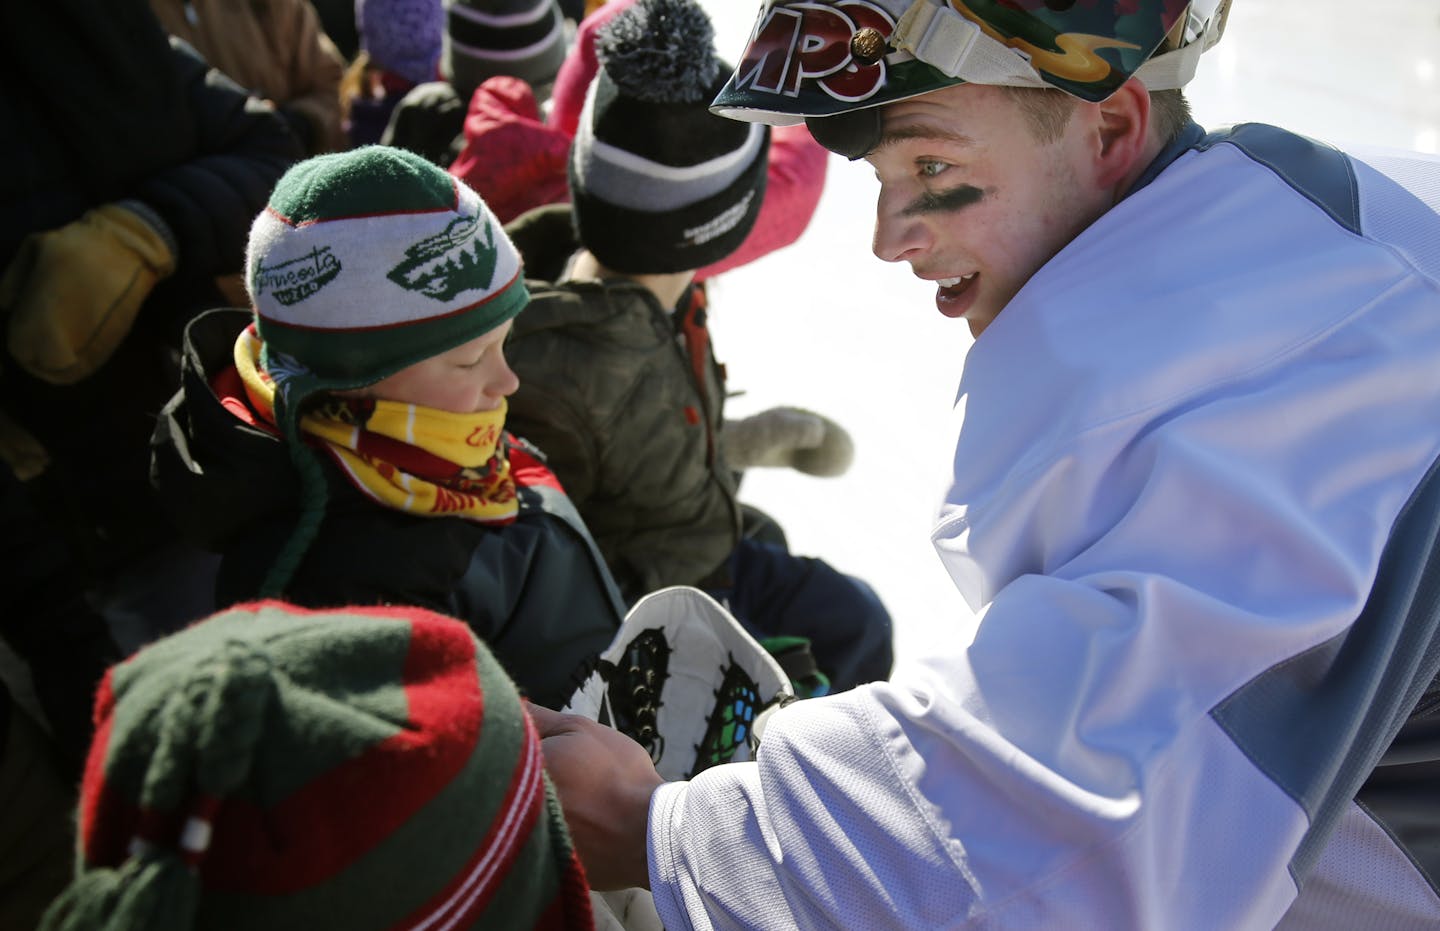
[1,202,177,385]
[759,635,832,699]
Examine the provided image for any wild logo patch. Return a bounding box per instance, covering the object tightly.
[253,246,342,306]
[387,213,500,302]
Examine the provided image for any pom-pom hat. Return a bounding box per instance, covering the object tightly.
[442,0,569,99]
[40,600,595,930]
[569,0,770,275]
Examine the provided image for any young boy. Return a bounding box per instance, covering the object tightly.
[501,0,893,693]
[150,146,623,709]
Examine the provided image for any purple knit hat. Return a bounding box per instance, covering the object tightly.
[357,0,444,86]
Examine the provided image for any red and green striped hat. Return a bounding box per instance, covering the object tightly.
[43,600,594,931]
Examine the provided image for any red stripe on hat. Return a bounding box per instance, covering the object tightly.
[531,841,594,930]
[79,670,126,866]
[391,716,547,930]
[197,606,486,893]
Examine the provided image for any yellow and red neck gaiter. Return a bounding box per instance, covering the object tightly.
[235,327,518,523]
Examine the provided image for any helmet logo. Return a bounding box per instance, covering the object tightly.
[730,0,898,104]
[948,0,1140,85]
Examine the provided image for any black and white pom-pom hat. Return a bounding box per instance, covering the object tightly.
[568,0,770,276]
[442,0,568,98]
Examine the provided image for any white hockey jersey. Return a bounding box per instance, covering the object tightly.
[647,124,1440,929]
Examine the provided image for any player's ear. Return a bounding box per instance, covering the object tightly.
[1092,78,1151,189]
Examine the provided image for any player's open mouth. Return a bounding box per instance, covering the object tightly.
[935,273,977,318]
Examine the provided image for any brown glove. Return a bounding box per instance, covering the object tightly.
[1,201,177,385]
[723,406,855,477]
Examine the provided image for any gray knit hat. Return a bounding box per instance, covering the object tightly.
[441,0,568,99]
[569,0,770,275]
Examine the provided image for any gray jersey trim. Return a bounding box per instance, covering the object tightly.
[1195,123,1361,234]
[1211,448,1440,892]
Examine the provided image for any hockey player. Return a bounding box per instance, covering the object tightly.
[531,1,1440,927]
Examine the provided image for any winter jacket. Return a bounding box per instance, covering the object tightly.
[151,308,625,709]
[149,0,348,154]
[446,76,571,224]
[503,208,740,605]
[648,124,1440,930]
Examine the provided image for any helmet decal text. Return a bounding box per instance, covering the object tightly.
[731,0,898,104]
[714,0,1194,119]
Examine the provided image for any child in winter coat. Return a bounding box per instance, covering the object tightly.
[502,0,892,693]
[150,146,623,709]
[380,0,572,167]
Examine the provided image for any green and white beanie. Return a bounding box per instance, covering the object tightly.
[242,146,529,596]
[41,600,595,931]
[246,144,527,388]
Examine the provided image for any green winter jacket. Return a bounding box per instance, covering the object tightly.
[504,206,741,605]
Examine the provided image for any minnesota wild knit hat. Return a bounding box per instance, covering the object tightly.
[569,0,769,275]
[246,144,527,387]
[243,145,528,596]
[41,600,594,931]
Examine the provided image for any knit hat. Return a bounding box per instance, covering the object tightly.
[441,0,568,100]
[569,0,770,276]
[357,0,444,86]
[244,145,529,595]
[41,600,594,931]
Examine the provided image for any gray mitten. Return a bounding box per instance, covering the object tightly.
[723,406,854,477]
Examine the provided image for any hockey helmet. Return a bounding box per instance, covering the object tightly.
[711,0,1232,156]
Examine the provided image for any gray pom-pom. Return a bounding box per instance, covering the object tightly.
[596,0,719,104]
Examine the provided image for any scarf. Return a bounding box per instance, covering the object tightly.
[234,326,518,523]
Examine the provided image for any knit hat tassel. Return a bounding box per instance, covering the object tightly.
[258,377,331,598]
[42,643,276,931]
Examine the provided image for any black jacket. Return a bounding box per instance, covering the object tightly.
[1,5,301,578]
[152,309,625,708]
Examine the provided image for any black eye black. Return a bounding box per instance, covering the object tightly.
[904,185,985,216]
